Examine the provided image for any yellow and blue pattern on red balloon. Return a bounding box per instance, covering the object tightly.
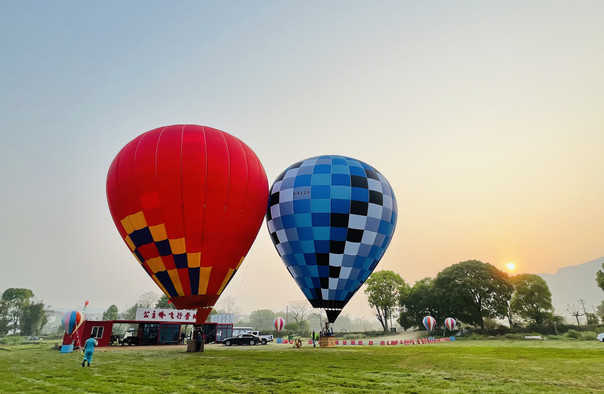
[119,210,241,300]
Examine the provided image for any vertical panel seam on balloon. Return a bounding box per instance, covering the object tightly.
[129,133,151,269]
[232,137,251,300]
[210,129,231,298]
[153,127,170,293]
[111,149,129,236]
[177,124,190,296]
[198,127,209,295]
[179,124,187,256]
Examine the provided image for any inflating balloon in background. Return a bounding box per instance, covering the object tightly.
[423,316,436,332]
[266,155,397,323]
[62,310,84,334]
[444,317,456,332]
[274,317,285,332]
[107,125,269,325]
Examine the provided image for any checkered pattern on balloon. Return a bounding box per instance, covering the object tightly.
[266,155,397,323]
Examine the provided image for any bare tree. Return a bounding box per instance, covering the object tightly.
[215,296,241,317]
[566,304,583,326]
[287,301,309,327]
[137,292,160,308]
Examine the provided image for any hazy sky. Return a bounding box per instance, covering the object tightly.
[1,1,603,318]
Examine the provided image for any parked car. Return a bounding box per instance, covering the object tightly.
[249,331,273,344]
[222,333,262,346]
[120,328,140,346]
[597,333,604,342]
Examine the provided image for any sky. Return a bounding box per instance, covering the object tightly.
[1,1,603,319]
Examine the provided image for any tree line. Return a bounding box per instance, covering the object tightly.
[4,259,603,337]
[365,259,604,334]
[0,288,48,336]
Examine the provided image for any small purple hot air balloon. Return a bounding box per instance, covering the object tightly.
[444,317,456,331]
[422,316,436,332]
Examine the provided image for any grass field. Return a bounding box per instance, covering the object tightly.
[1,340,602,393]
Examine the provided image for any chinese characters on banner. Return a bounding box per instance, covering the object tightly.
[135,308,198,323]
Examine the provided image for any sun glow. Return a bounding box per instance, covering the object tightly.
[506,262,516,271]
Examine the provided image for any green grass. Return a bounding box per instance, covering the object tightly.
[0,340,602,393]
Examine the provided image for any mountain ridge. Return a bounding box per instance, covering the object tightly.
[538,256,603,321]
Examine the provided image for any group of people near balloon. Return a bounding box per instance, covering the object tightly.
[274,317,330,348]
[105,124,399,331]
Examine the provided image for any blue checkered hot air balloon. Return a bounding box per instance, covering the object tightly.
[266,155,397,323]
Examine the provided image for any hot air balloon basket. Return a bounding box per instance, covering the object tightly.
[319,336,336,348]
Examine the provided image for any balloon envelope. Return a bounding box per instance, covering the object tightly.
[107,125,268,324]
[62,310,84,334]
[444,317,456,331]
[266,155,397,323]
[423,316,436,332]
[274,317,285,332]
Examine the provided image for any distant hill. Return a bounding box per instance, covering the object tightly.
[538,256,604,322]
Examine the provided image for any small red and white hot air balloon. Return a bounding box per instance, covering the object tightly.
[444,317,456,332]
[274,317,285,332]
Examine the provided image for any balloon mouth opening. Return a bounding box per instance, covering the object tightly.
[194,307,213,325]
[168,295,217,325]
[170,295,219,310]
[324,309,343,324]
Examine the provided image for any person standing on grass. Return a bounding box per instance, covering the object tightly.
[312,331,316,347]
[82,334,98,367]
[195,329,204,352]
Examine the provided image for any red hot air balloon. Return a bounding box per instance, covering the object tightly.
[106,125,268,325]
[274,317,285,332]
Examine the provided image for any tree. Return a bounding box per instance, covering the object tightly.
[120,304,139,320]
[287,302,309,330]
[0,301,8,335]
[398,277,439,330]
[137,292,160,308]
[365,270,409,333]
[543,314,564,336]
[332,315,352,332]
[234,315,251,327]
[566,304,583,326]
[214,296,241,316]
[306,312,323,332]
[155,294,175,309]
[103,305,119,321]
[433,260,512,331]
[597,300,604,321]
[20,301,48,336]
[596,262,604,292]
[585,313,599,325]
[249,309,276,332]
[1,288,34,334]
[509,274,554,326]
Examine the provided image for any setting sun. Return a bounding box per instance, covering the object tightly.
[506,262,516,271]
